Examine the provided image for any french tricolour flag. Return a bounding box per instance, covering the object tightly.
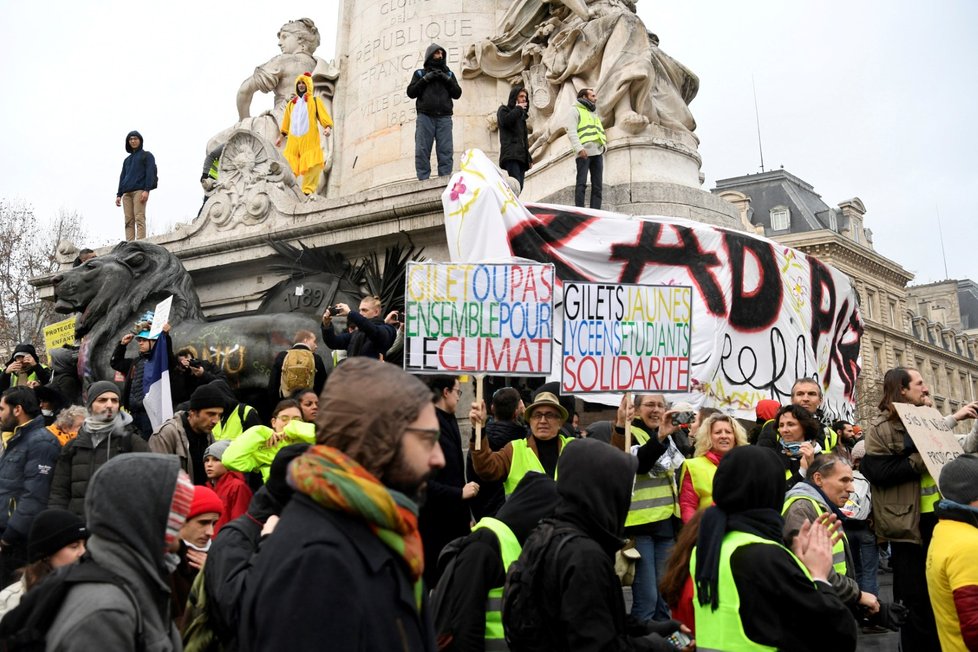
[144,332,173,430]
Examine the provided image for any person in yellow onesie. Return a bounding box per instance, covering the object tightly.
[276,72,332,195]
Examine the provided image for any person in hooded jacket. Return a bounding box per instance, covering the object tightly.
[115,130,157,241]
[274,72,333,195]
[430,472,558,652]
[45,453,196,651]
[48,381,150,517]
[196,444,308,651]
[497,86,531,190]
[407,43,462,180]
[691,446,858,651]
[0,344,51,391]
[46,347,82,407]
[524,438,690,651]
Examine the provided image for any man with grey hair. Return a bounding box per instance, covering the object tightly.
[49,381,150,517]
[239,358,444,650]
[757,377,840,453]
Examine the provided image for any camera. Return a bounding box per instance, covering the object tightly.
[670,411,695,427]
[188,360,203,369]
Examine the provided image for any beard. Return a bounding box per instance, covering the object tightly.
[383,446,432,506]
[0,415,17,432]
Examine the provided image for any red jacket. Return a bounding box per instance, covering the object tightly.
[211,471,253,533]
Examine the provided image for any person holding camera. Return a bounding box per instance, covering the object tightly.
[0,345,50,392]
[320,296,398,362]
[171,347,222,408]
[775,404,825,489]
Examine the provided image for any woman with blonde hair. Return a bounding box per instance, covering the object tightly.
[678,413,748,522]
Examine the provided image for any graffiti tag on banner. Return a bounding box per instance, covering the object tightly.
[441,149,864,419]
[892,403,964,487]
[562,283,692,394]
[43,316,77,361]
[404,262,554,375]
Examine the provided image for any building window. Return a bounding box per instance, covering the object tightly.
[888,301,897,328]
[873,344,884,372]
[865,290,876,320]
[894,348,904,367]
[770,207,790,230]
[828,210,838,231]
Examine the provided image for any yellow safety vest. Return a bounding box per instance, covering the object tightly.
[920,472,940,514]
[472,518,521,651]
[504,437,571,496]
[575,105,606,147]
[782,493,848,575]
[625,426,679,527]
[680,456,717,510]
[212,404,255,441]
[692,531,812,651]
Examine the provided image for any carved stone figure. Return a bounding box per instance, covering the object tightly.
[463,0,698,158]
[206,18,339,199]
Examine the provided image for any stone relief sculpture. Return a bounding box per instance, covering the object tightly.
[463,0,699,158]
[205,18,339,204]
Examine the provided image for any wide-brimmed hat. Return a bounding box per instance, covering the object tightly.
[524,392,568,422]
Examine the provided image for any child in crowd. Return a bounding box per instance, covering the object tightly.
[204,440,253,534]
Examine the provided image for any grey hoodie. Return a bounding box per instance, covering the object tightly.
[782,481,860,605]
[46,454,183,652]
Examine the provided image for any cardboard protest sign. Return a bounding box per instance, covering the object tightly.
[562,282,692,394]
[892,403,965,487]
[148,296,173,339]
[404,262,554,375]
[43,316,77,362]
[442,149,864,419]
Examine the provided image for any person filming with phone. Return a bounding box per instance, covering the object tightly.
[320,295,398,361]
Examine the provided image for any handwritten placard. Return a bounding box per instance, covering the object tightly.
[148,296,173,339]
[404,262,554,375]
[892,403,965,487]
[43,316,77,362]
[561,283,692,394]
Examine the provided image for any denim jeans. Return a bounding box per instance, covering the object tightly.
[630,534,673,622]
[415,113,454,179]
[574,154,603,209]
[846,524,880,596]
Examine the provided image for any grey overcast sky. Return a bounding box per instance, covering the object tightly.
[1,1,975,285]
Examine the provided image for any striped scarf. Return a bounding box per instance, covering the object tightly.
[288,445,425,604]
[166,470,195,549]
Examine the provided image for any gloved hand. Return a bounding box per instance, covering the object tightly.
[422,71,436,83]
[867,601,909,632]
[439,70,453,81]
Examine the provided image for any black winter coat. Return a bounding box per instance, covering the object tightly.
[48,421,150,517]
[406,43,462,117]
[239,494,436,651]
[497,86,530,168]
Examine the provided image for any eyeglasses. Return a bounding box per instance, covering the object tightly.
[404,427,440,444]
[274,414,300,424]
[530,411,562,422]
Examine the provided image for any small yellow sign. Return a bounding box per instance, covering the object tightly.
[43,316,77,362]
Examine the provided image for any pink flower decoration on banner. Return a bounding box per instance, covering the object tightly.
[450,178,467,201]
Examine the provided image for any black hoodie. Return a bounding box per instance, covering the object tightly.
[117,130,157,196]
[497,85,531,167]
[406,43,462,116]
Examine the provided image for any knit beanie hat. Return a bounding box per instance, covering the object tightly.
[939,454,978,504]
[189,384,226,411]
[28,509,89,563]
[187,485,224,520]
[204,439,232,461]
[850,440,866,462]
[86,381,121,410]
[165,471,195,550]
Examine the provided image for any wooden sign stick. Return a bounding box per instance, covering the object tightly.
[475,374,485,450]
[623,392,632,452]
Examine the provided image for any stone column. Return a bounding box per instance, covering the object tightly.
[330,1,506,196]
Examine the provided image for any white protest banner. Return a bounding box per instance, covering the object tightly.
[404,262,554,376]
[562,283,692,394]
[892,403,964,487]
[148,296,173,339]
[442,150,864,419]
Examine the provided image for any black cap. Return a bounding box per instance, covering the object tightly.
[28,509,89,562]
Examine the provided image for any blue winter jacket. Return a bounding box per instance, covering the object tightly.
[117,130,158,196]
[0,415,61,544]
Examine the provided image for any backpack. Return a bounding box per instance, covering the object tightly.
[0,557,145,651]
[501,520,581,652]
[181,563,224,652]
[279,348,316,397]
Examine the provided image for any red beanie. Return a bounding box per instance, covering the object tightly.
[755,399,781,422]
[187,485,224,520]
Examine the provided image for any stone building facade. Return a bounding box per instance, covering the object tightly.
[714,170,978,428]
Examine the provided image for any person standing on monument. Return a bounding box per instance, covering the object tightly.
[497,86,532,191]
[275,73,333,196]
[407,44,462,180]
[567,88,606,209]
[114,131,157,241]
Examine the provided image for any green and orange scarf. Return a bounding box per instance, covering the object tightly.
[288,445,425,606]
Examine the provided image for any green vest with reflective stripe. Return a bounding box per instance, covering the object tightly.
[782,493,848,575]
[692,531,812,651]
[208,157,219,181]
[625,427,679,527]
[680,456,717,510]
[504,436,571,495]
[472,518,521,651]
[8,366,49,388]
[822,427,839,453]
[920,472,939,513]
[212,404,255,441]
[575,105,606,147]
